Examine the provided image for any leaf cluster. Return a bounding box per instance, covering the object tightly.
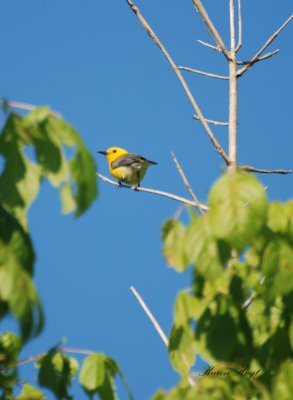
[159,172,293,399]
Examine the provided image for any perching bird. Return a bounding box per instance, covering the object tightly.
[98,147,157,187]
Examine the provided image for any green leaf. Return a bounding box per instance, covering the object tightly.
[105,358,134,400]
[38,346,78,400]
[0,233,43,341]
[69,144,97,217]
[22,106,51,125]
[168,325,196,376]
[196,296,238,362]
[17,384,46,400]
[151,378,191,400]
[0,205,35,275]
[268,202,288,234]
[261,239,293,302]
[60,184,76,214]
[272,361,293,400]
[79,353,106,392]
[286,200,293,242]
[185,216,228,280]
[0,110,97,229]
[162,219,187,272]
[289,321,293,350]
[0,333,22,392]
[208,173,268,251]
[0,332,22,367]
[174,292,196,326]
[0,113,41,228]
[80,353,132,400]
[246,299,270,346]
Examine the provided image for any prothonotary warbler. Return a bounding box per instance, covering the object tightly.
[98,147,157,187]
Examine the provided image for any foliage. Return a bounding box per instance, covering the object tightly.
[0,108,98,342]
[1,105,292,400]
[80,353,133,400]
[159,172,293,399]
[0,108,131,399]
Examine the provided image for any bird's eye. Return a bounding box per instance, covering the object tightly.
[112,149,117,153]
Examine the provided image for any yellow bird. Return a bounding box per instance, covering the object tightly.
[98,147,157,187]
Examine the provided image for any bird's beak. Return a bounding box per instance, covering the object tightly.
[97,151,108,156]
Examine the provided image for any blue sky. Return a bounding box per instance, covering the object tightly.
[1,1,292,399]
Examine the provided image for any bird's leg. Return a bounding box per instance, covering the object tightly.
[133,172,140,191]
[117,181,122,189]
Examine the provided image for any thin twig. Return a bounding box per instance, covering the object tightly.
[193,114,229,126]
[130,286,195,386]
[242,292,256,310]
[130,286,169,347]
[97,173,209,211]
[14,352,47,368]
[173,204,186,220]
[192,0,231,61]
[170,151,204,215]
[235,0,242,52]
[240,165,292,175]
[5,347,95,369]
[4,100,61,117]
[196,39,220,52]
[178,66,229,80]
[236,49,279,65]
[237,14,293,77]
[60,347,95,356]
[126,0,230,165]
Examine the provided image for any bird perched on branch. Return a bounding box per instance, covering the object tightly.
[98,147,157,187]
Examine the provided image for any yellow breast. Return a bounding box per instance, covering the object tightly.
[109,165,147,184]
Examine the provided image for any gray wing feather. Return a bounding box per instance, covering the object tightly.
[112,153,157,169]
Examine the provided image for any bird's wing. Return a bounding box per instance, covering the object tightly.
[112,153,157,169]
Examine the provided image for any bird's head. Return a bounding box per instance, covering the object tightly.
[98,147,128,164]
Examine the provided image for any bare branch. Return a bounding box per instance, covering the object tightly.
[237,49,279,65]
[178,66,229,80]
[4,100,61,117]
[130,286,169,346]
[192,0,231,61]
[228,0,238,170]
[235,0,242,52]
[170,151,205,215]
[196,39,220,52]
[193,115,228,126]
[237,14,293,77]
[193,114,229,126]
[97,173,209,211]
[8,347,95,369]
[125,0,230,164]
[239,165,292,175]
[15,352,47,368]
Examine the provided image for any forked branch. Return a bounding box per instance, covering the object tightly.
[192,0,231,61]
[193,114,229,126]
[237,14,293,77]
[237,50,279,65]
[125,0,230,165]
